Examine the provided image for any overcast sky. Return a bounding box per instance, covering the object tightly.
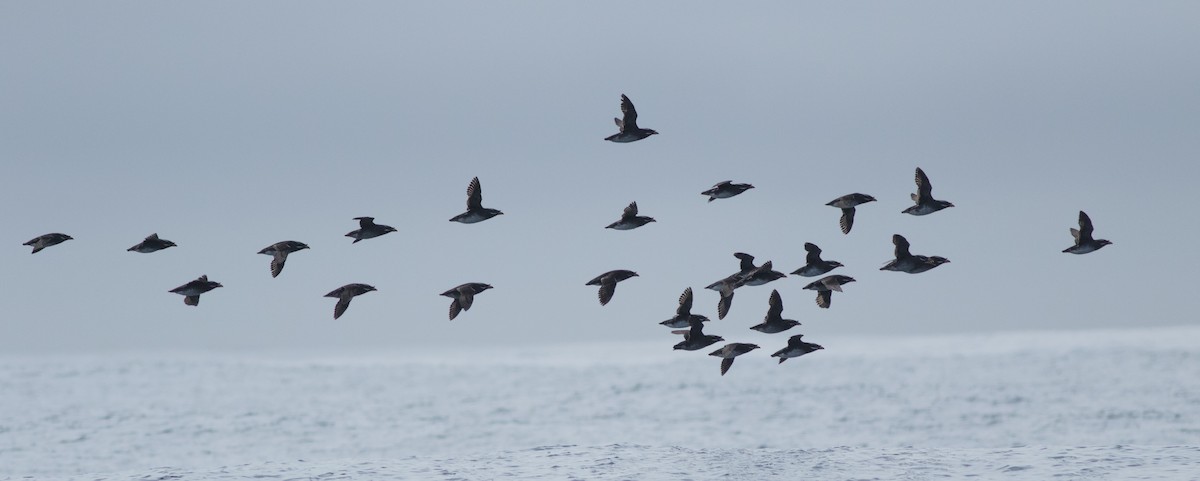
[2,1,1197,354]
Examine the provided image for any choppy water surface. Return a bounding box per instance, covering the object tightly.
[2,326,1198,479]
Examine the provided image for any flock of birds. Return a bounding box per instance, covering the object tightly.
[19,94,1114,376]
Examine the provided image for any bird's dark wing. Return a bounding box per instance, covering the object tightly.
[1078,211,1095,242]
[914,167,933,201]
[815,290,831,309]
[448,298,462,320]
[271,251,288,278]
[677,287,694,316]
[466,177,483,211]
[622,201,638,220]
[598,278,616,306]
[893,234,912,259]
[720,358,735,376]
[839,207,856,235]
[717,289,734,320]
[620,94,639,131]
[334,295,352,319]
[766,289,784,320]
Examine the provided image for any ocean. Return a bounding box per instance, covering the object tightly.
[2,326,1198,480]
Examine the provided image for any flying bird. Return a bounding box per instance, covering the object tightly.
[791,242,843,277]
[169,275,222,306]
[346,217,396,243]
[127,233,176,253]
[1062,210,1113,254]
[324,283,377,319]
[771,334,824,363]
[741,261,786,287]
[709,343,760,376]
[672,318,724,351]
[604,94,659,143]
[705,253,760,320]
[606,201,656,230]
[803,275,856,309]
[750,290,800,334]
[902,167,954,216]
[257,240,310,278]
[450,177,504,224]
[441,282,493,320]
[23,233,72,254]
[660,287,711,328]
[880,234,950,274]
[585,269,639,306]
[826,193,876,234]
[702,181,754,202]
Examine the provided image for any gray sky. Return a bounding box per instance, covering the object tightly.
[2,1,1197,353]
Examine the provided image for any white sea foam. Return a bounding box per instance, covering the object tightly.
[2,325,1198,480]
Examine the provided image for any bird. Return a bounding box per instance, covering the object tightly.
[169,275,222,306]
[902,167,954,216]
[709,343,760,376]
[324,283,377,320]
[672,318,724,351]
[803,275,855,309]
[880,234,950,274]
[705,253,759,320]
[441,282,493,320]
[345,217,396,243]
[450,177,504,224]
[826,193,876,234]
[741,261,786,287]
[702,181,754,202]
[705,253,758,291]
[771,334,824,363]
[606,201,656,230]
[257,240,310,278]
[604,94,658,143]
[750,290,800,334]
[585,270,639,306]
[127,233,176,253]
[1063,210,1113,254]
[23,233,72,254]
[791,242,844,277]
[660,287,711,328]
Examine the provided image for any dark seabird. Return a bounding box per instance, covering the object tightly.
[902,167,954,216]
[791,242,844,277]
[880,234,950,274]
[709,343,760,376]
[441,282,493,320]
[324,283,377,320]
[701,181,755,202]
[704,253,759,320]
[127,233,176,253]
[1063,210,1113,255]
[604,94,659,143]
[24,233,72,254]
[345,217,396,243]
[660,287,712,328]
[450,177,504,224]
[826,193,876,234]
[585,269,639,306]
[771,334,824,363]
[705,252,757,291]
[803,274,855,309]
[672,318,724,351]
[606,201,656,230]
[257,240,310,278]
[741,261,786,286]
[750,290,800,334]
[169,275,222,306]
